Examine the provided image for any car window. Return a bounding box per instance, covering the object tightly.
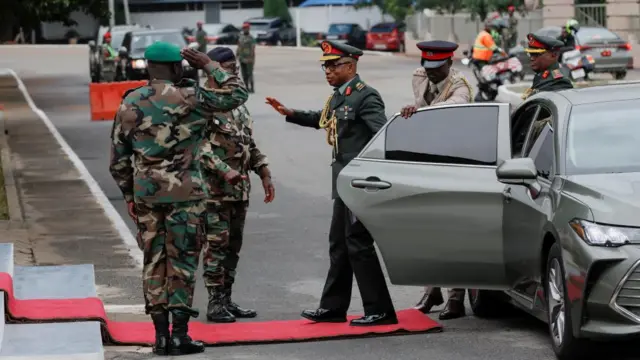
[370,23,396,33]
[131,32,186,52]
[511,105,540,157]
[248,22,270,31]
[328,24,352,34]
[566,99,640,175]
[523,107,553,157]
[110,32,127,48]
[577,28,621,43]
[384,106,499,166]
[528,124,554,180]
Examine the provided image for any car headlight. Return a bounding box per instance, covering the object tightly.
[132,59,146,69]
[570,219,640,247]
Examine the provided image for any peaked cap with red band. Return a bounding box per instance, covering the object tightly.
[319,40,363,61]
[525,33,564,54]
[416,40,458,69]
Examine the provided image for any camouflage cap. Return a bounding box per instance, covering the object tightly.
[144,41,183,63]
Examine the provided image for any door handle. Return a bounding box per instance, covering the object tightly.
[351,177,391,190]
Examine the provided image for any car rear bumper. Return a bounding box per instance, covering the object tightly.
[367,39,400,51]
[564,235,640,339]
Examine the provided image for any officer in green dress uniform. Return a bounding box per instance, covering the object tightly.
[265,40,397,326]
[521,33,574,100]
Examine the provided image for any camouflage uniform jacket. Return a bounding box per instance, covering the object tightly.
[109,62,249,204]
[200,104,268,201]
[236,34,256,64]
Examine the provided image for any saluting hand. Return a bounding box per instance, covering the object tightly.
[265,97,293,117]
[400,105,418,119]
[181,48,212,69]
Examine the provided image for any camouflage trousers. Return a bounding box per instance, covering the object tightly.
[202,200,249,289]
[240,63,254,92]
[424,286,466,302]
[135,200,206,318]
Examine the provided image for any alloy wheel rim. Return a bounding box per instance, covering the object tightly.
[548,259,566,347]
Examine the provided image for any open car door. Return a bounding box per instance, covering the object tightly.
[337,103,517,290]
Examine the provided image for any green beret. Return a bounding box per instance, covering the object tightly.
[144,41,183,63]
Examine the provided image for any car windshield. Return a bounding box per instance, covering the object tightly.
[131,32,186,52]
[566,99,640,174]
[248,22,271,31]
[577,28,620,43]
[111,31,127,48]
[203,24,224,34]
[369,23,395,33]
[328,24,352,34]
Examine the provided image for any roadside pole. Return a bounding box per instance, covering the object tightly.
[123,0,131,25]
[296,8,302,48]
[108,0,115,27]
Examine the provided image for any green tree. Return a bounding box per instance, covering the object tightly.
[0,0,109,42]
[415,0,464,41]
[264,0,293,23]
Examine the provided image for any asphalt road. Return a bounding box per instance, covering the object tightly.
[5,45,639,360]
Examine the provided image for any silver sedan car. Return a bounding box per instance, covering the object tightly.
[337,83,640,360]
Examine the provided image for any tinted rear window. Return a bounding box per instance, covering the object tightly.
[577,28,621,43]
[566,99,640,174]
[370,23,396,33]
[328,24,352,34]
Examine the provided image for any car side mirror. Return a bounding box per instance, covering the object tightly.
[188,42,199,49]
[118,46,128,58]
[88,40,96,50]
[496,158,541,198]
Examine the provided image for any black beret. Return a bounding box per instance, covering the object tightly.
[207,47,235,63]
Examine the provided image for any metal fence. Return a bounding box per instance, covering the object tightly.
[574,4,607,27]
[406,10,543,45]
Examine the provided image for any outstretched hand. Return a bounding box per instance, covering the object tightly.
[265,97,293,117]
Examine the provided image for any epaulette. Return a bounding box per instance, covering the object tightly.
[122,86,142,100]
[552,69,563,79]
[355,82,366,91]
[413,67,427,77]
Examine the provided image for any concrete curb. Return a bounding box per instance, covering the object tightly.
[0,109,24,223]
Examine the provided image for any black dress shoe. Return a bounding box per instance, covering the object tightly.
[414,290,444,314]
[438,300,466,320]
[350,313,398,326]
[301,308,347,323]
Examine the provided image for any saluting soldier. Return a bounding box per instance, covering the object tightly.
[521,33,573,100]
[109,43,247,356]
[399,41,472,320]
[265,40,397,326]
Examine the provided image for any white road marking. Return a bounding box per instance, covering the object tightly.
[0,68,144,269]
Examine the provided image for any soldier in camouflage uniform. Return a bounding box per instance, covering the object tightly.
[109,42,248,356]
[202,46,275,323]
[236,22,256,93]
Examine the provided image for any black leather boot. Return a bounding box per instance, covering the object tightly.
[150,311,170,356]
[223,285,257,318]
[169,314,205,356]
[206,287,235,323]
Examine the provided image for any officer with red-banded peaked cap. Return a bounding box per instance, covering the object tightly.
[521,33,573,100]
[416,40,458,68]
[318,39,363,61]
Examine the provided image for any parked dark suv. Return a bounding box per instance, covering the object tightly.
[245,17,296,46]
[321,23,367,49]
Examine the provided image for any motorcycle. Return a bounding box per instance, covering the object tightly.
[559,49,595,82]
[462,50,524,102]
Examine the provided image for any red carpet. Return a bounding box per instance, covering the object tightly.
[0,272,442,345]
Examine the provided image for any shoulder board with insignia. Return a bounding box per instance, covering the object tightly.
[553,69,563,79]
[122,86,143,100]
[355,82,366,91]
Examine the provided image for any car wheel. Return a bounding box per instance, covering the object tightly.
[545,243,590,360]
[467,289,509,318]
[614,71,627,80]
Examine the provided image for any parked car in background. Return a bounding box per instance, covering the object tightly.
[118,29,199,81]
[320,23,367,49]
[366,22,406,52]
[89,24,144,83]
[528,26,632,79]
[337,83,640,360]
[184,23,240,45]
[245,17,296,46]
